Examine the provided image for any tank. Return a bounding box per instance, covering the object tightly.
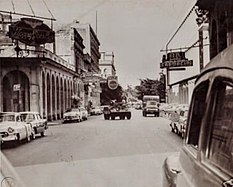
[103,101,131,120]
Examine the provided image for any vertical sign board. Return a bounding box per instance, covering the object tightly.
[107,76,118,90]
[13,84,21,91]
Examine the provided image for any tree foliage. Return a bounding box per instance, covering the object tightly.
[135,77,165,101]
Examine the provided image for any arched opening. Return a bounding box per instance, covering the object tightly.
[47,74,51,121]
[60,78,64,118]
[42,72,46,118]
[3,70,30,112]
[56,76,60,119]
[52,75,56,120]
[64,80,67,110]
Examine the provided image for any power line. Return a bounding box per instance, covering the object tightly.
[59,0,108,31]
[165,4,196,51]
[42,0,55,19]
[10,0,15,13]
[26,0,35,16]
[0,10,56,21]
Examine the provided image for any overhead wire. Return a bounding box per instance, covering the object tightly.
[10,0,16,13]
[60,0,108,31]
[27,0,35,16]
[165,4,196,51]
[42,0,55,19]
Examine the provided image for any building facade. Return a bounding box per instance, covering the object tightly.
[55,27,86,107]
[99,51,116,80]
[74,23,102,107]
[0,14,102,120]
[0,48,79,121]
[196,0,233,59]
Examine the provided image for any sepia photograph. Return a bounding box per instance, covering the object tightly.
[0,0,232,186]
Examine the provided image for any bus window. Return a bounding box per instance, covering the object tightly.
[208,79,233,176]
[187,81,209,148]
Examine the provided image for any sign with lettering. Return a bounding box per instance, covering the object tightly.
[107,76,118,90]
[167,52,186,61]
[160,52,193,68]
[13,84,21,91]
[9,18,55,46]
[160,60,193,68]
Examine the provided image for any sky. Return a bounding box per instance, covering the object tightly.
[0,0,203,88]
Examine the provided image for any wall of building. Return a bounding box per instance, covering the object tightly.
[0,56,82,121]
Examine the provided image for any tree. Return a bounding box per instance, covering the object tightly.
[135,77,165,102]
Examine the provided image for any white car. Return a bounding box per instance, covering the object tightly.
[90,106,102,115]
[79,107,88,121]
[63,108,81,123]
[0,112,32,145]
[19,112,48,138]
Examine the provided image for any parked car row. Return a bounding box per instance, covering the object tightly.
[0,111,48,146]
[159,103,189,118]
[169,109,188,139]
[159,103,189,139]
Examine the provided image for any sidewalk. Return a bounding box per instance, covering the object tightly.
[47,119,63,126]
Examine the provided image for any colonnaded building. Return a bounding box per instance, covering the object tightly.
[0,14,101,121]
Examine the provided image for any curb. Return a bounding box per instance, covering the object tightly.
[47,120,63,126]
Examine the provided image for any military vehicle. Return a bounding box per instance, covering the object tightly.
[103,101,131,120]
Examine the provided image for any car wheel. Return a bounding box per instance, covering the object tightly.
[171,127,175,133]
[27,134,31,142]
[31,128,36,140]
[41,131,45,137]
[14,134,20,146]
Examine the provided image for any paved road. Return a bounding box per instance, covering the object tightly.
[2,109,183,187]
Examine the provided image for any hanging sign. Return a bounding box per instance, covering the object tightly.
[9,18,55,46]
[160,52,193,68]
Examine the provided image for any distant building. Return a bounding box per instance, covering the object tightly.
[99,51,116,80]
[165,4,210,104]
[73,22,101,107]
[55,27,86,107]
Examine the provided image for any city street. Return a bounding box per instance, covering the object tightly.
[2,109,183,187]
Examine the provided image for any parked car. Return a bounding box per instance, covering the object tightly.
[163,44,233,187]
[79,107,88,121]
[169,111,180,134]
[19,111,48,138]
[0,112,32,145]
[177,110,188,138]
[90,106,102,115]
[63,108,81,123]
